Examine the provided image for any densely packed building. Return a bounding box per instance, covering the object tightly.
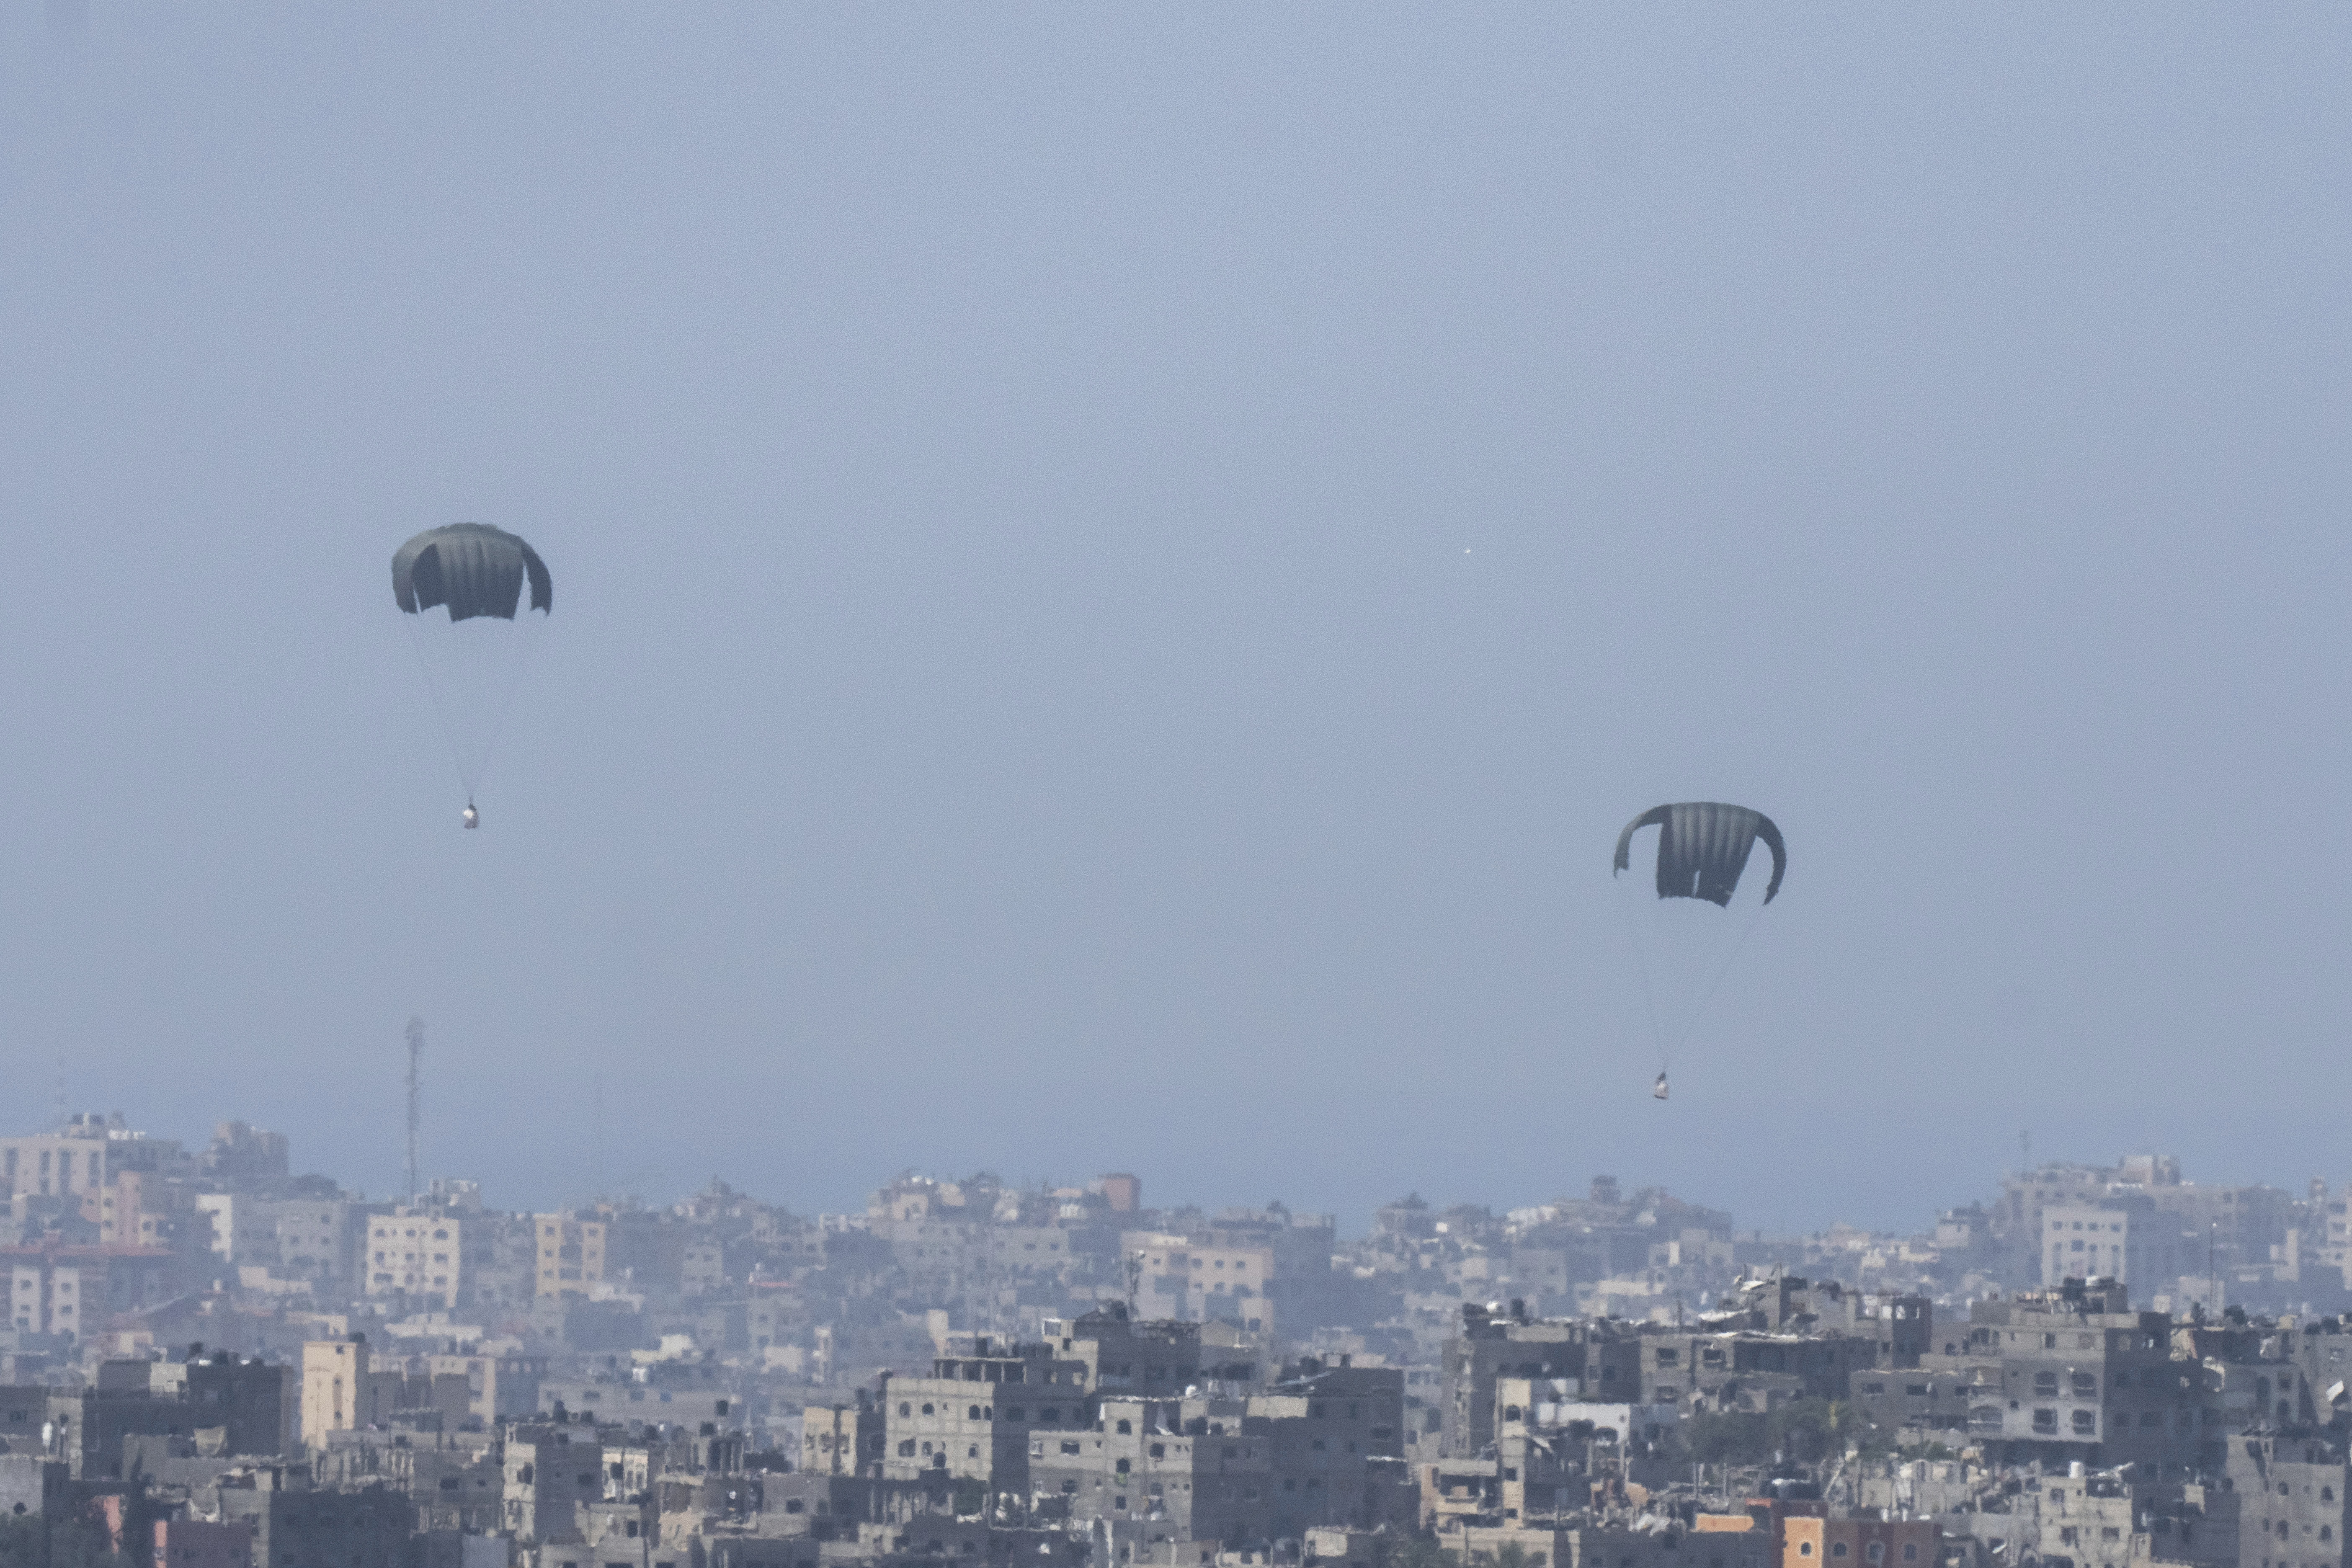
[4,1114,2352,1568]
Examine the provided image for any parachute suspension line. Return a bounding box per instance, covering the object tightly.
[403,614,478,799]
[1610,805,1786,1095]
[1664,895,1769,1060]
[1612,874,1670,1075]
[402,607,547,802]
[470,609,547,797]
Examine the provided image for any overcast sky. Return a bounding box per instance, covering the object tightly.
[3,6,2347,1233]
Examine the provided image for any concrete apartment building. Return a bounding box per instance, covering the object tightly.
[1442,1301,1625,1457]
[0,1125,116,1202]
[1962,1279,2192,1464]
[200,1120,289,1179]
[278,1200,364,1286]
[1032,1393,1271,1545]
[863,1308,1403,1550]
[5,1241,177,1341]
[196,1194,273,1266]
[214,1470,413,1568]
[365,1209,466,1307]
[1122,1232,1279,1335]
[0,1117,193,1207]
[1636,1326,1878,1413]
[536,1215,608,1297]
[2043,1202,2150,1287]
[503,1423,606,1543]
[1028,1374,1408,1548]
[91,1171,170,1248]
[203,1195,364,1286]
[1044,1304,1208,1394]
[1242,1363,1408,1535]
[1782,1516,1940,1568]
[2027,1465,2163,1568]
[150,1519,254,1568]
[302,1338,390,1443]
[8,1254,88,1338]
[426,1351,545,1428]
[184,1351,290,1455]
[2230,1431,2352,1568]
[1493,1378,1677,1522]
[1998,1156,2300,1293]
[801,1395,885,1477]
[879,1338,1093,1488]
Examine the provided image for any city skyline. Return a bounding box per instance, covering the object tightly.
[4,7,2347,1568]
[0,1096,2342,1568]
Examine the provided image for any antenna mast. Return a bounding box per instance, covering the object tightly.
[405,1016,424,1202]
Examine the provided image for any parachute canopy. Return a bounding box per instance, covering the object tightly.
[392,524,552,622]
[1613,802,1786,907]
[391,523,552,803]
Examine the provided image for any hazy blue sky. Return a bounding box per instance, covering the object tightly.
[3,7,2347,1232]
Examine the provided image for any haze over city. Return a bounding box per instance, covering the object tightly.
[10,16,2352,1568]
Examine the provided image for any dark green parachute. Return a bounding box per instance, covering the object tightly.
[1613,802,1786,907]
[392,524,552,623]
[392,524,552,813]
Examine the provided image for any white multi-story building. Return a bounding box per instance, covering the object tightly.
[8,1259,87,1337]
[366,1209,465,1307]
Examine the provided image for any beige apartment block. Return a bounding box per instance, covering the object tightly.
[299,1338,389,1444]
[535,1215,607,1297]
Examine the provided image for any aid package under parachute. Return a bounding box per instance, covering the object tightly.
[1610,802,1786,1087]
[392,524,552,803]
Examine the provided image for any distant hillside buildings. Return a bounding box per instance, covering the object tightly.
[3,1114,2350,1568]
